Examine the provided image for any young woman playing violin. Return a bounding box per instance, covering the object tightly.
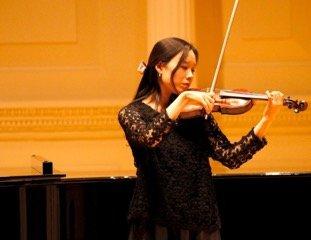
[118,37,284,240]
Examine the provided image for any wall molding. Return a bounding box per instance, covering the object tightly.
[0,105,123,140]
[0,101,309,141]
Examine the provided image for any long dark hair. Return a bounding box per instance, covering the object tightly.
[133,37,198,105]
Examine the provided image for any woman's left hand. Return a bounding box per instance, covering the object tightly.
[254,90,284,138]
[262,90,284,120]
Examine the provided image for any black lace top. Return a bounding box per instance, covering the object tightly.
[118,101,267,234]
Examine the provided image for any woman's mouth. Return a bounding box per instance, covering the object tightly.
[180,83,190,90]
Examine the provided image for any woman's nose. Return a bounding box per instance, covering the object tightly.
[186,69,193,79]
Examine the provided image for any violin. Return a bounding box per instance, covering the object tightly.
[216,89,307,114]
[180,0,307,118]
[179,88,308,119]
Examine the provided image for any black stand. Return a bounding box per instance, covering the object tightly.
[0,171,65,240]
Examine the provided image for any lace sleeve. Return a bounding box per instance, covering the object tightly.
[118,104,175,148]
[204,114,267,169]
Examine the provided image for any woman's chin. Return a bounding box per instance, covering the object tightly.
[177,86,190,93]
[176,89,185,95]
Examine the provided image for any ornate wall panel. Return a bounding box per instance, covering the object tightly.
[0,0,77,43]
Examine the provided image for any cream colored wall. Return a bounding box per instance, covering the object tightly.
[0,0,310,178]
[0,0,146,102]
[0,0,146,177]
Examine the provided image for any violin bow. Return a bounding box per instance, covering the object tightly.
[209,0,239,94]
[207,0,308,113]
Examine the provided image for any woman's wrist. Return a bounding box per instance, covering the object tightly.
[254,116,273,138]
[166,92,187,120]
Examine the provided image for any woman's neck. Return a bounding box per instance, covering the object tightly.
[159,83,173,107]
[142,83,174,112]
[143,91,172,112]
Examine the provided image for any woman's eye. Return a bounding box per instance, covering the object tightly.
[181,66,188,70]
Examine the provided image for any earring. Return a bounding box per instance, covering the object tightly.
[158,72,162,78]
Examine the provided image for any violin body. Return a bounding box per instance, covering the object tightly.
[213,96,254,114]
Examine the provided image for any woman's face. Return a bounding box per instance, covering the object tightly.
[157,50,197,94]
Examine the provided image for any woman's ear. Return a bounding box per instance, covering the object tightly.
[155,62,164,75]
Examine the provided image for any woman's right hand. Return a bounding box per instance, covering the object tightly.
[180,90,215,114]
[166,90,215,120]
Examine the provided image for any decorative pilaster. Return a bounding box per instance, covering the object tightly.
[147,0,195,51]
[147,0,196,85]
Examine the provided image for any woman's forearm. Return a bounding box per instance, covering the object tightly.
[166,93,186,120]
[253,116,275,138]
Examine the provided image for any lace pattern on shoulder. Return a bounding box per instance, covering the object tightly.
[118,103,175,148]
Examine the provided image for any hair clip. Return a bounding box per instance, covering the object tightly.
[137,61,147,74]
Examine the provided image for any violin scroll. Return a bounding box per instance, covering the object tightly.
[283,97,308,113]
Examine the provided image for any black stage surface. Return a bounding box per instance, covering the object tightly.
[1,169,311,240]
